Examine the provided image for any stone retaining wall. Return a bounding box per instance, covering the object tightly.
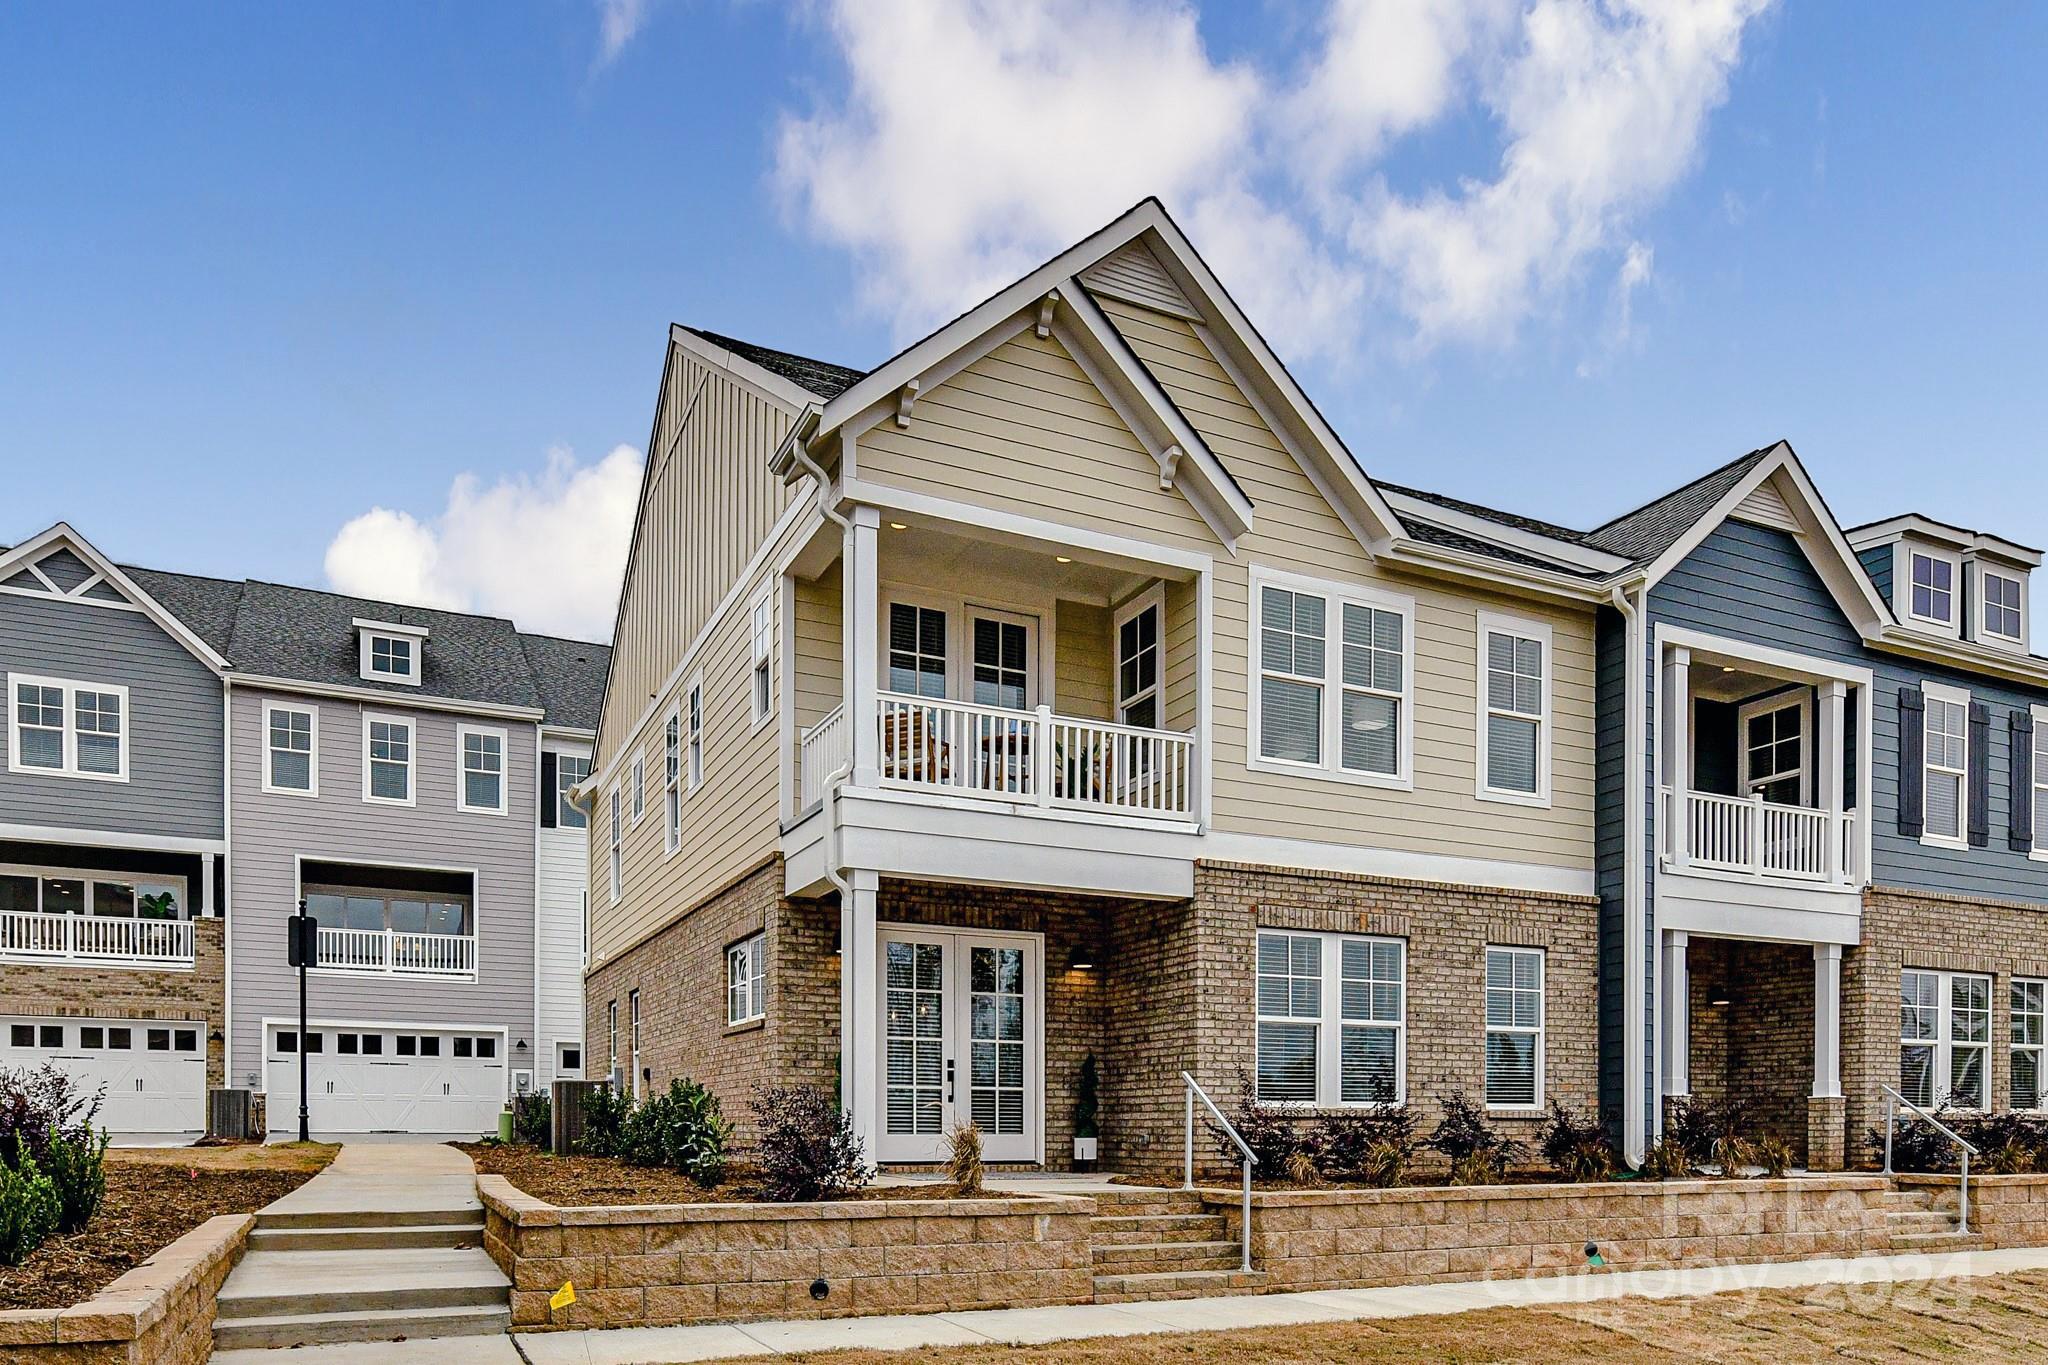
[1210,1177,1897,1289]
[478,1176,1095,1330]
[0,1213,251,1365]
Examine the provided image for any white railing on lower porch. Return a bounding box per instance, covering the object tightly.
[876,692,1195,820]
[315,926,476,977]
[798,705,849,811]
[0,911,194,965]
[1662,787,1857,883]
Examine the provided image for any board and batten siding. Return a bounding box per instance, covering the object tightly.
[601,344,800,770]
[854,296,1598,871]
[225,688,537,1089]
[0,590,223,842]
[537,739,591,1086]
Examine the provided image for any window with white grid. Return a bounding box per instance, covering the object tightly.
[1901,968,1990,1109]
[2016,980,2046,1111]
[1484,947,1544,1109]
[728,933,766,1025]
[1255,930,1404,1106]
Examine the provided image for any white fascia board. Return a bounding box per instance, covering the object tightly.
[1848,514,2043,567]
[228,673,545,721]
[0,523,232,674]
[350,617,429,639]
[1379,491,1629,575]
[667,324,819,414]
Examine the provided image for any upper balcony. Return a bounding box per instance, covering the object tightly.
[1652,628,1873,941]
[0,868,197,967]
[302,865,478,980]
[785,506,1203,899]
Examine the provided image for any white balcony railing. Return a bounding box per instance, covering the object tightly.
[798,705,849,811]
[1662,787,1859,884]
[876,692,1195,820]
[315,926,476,977]
[0,911,194,966]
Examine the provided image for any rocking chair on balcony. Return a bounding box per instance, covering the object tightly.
[881,707,952,784]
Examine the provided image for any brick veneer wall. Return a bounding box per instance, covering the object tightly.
[1684,939,1813,1161]
[1222,1177,1893,1289]
[1843,885,2048,1162]
[0,919,227,1088]
[0,1212,250,1365]
[479,1176,1093,1329]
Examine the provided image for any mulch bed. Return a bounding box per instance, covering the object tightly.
[0,1160,319,1311]
[458,1143,978,1208]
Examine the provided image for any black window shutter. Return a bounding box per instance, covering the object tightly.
[1968,701,1992,848]
[2012,710,2035,853]
[1898,686,1925,838]
[540,751,558,829]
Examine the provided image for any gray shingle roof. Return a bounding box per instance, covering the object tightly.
[1375,482,1591,544]
[519,633,611,731]
[681,326,867,401]
[1399,518,1604,577]
[1580,446,1777,565]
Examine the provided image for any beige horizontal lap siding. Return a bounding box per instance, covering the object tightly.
[794,561,843,732]
[600,346,798,770]
[1163,578,1198,733]
[1053,601,1112,720]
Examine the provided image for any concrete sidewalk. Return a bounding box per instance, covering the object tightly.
[259,1139,480,1218]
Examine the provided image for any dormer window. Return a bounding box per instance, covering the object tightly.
[353,619,427,686]
[1982,569,2025,645]
[1909,551,1954,628]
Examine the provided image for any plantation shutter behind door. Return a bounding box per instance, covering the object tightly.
[1968,702,1992,848]
[2011,710,2034,853]
[540,751,558,829]
[1898,687,1925,837]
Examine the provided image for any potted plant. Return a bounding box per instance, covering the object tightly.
[1073,1055,1099,1168]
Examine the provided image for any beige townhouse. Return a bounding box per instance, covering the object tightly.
[582,199,1625,1172]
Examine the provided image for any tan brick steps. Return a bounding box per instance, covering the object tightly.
[1088,1189,1262,1300]
[1092,1239,1243,1274]
[1093,1268,1269,1302]
[1887,1230,1985,1253]
[1091,1213,1236,1246]
[1883,1184,1980,1253]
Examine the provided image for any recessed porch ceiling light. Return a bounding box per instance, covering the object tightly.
[1055,556,1072,563]
[889,522,908,530]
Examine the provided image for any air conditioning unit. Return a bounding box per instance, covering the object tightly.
[208,1087,254,1141]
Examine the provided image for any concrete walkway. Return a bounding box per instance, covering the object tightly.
[260,1140,481,1217]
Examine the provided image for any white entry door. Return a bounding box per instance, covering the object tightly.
[876,928,1040,1164]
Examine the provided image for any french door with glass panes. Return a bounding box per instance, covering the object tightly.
[876,927,1041,1163]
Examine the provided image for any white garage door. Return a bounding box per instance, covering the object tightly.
[265,1024,506,1135]
[0,1017,206,1134]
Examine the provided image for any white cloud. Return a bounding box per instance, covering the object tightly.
[773,0,1773,359]
[595,0,651,67]
[324,445,642,641]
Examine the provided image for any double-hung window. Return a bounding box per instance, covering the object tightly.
[1983,570,2024,643]
[751,597,774,727]
[1921,682,1969,847]
[457,724,506,814]
[1484,947,1545,1109]
[607,788,623,904]
[8,675,127,781]
[1254,930,1404,1106]
[556,754,590,829]
[1477,615,1551,804]
[1115,592,1162,729]
[887,603,947,697]
[628,988,642,1097]
[2014,979,2047,1111]
[1900,968,1990,1109]
[1252,574,1412,786]
[663,712,682,854]
[606,999,618,1078]
[1908,551,1956,628]
[362,714,413,805]
[687,679,703,789]
[264,703,318,795]
[727,932,766,1025]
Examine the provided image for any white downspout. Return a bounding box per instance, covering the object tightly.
[1611,580,1648,1167]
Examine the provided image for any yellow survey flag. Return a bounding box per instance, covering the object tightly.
[551,1282,577,1311]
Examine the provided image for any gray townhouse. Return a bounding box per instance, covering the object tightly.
[0,522,605,1136]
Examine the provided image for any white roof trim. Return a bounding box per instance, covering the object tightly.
[351,616,430,639]
[0,524,230,674]
[1379,490,1629,574]
[1847,514,2041,567]
[667,325,817,414]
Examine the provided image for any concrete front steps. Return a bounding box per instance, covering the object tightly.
[1882,1185,1983,1254]
[213,1205,509,1350]
[1089,1189,1268,1303]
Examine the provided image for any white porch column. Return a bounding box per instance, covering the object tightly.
[1661,647,1692,866]
[1661,930,1690,1096]
[840,868,881,1156]
[199,852,216,916]
[1813,942,1843,1099]
[1817,680,1847,883]
[843,506,882,788]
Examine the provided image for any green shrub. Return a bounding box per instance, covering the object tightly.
[576,1083,632,1158]
[750,1085,870,1202]
[619,1078,729,1186]
[0,1065,103,1172]
[512,1091,552,1150]
[1426,1092,1526,1184]
[1539,1099,1615,1182]
[43,1127,106,1235]
[0,1156,62,1265]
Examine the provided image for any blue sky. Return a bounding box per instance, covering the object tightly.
[4,2,2046,639]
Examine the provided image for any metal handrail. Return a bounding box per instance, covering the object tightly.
[1880,1084,1977,1234]
[1182,1072,1255,1273]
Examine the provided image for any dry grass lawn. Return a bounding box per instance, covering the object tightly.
[731,1269,2048,1363]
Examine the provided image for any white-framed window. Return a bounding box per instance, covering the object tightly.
[556,753,591,830]
[355,620,427,686]
[662,711,681,855]
[727,932,766,1025]
[607,787,622,904]
[1484,947,1545,1109]
[1249,570,1413,789]
[1115,587,1163,729]
[628,987,643,1097]
[262,701,319,796]
[361,712,414,805]
[886,601,948,697]
[1900,968,1991,1109]
[1738,692,1810,806]
[1905,548,1958,631]
[606,998,618,1078]
[1921,681,1969,848]
[1253,929,1404,1106]
[1476,614,1551,805]
[7,674,128,782]
[750,595,774,728]
[2014,979,2046,1111]
[686,676,703,790]
[1983,569,2025,644]
[630,752,645,825]
[456,723,507,814]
